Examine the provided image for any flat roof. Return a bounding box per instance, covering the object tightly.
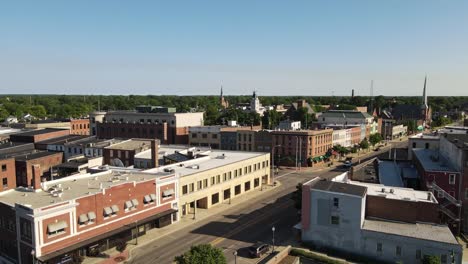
[347,180,437,203]
[409,133,440,140]
[12,128,68,137]
[378,161,404,187]
[134,145,211,160]
[0,127,21,135]
[14,151,61,161]
[363,219,459,245]
[0,170,172,209]
[105,139,153,150]
[413,148,457,172]
[35,135,90,145]
[144,149,268,178]
[311,180,367,197]
[0,141,31,150]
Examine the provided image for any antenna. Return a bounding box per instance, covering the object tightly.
[369,80,374,113]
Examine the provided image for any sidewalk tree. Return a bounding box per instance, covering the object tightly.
[174,244,227,264]
[369,133,383,146]
[359,138,369,150]
[422,255,441,264]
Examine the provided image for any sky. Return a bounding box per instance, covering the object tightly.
[0,1,467,96]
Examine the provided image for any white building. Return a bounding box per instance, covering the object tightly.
[408,133,440,160]
[277,120,301,131]
[301,177,462,264]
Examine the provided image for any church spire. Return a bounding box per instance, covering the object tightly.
[220,85,223,98]
[422,75,428,109]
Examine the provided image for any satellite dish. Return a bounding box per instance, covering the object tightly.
[110,158,125,167]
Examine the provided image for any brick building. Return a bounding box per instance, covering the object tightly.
[189,124,262,149]
[70,119,90,135]
[0,170,178,264]
[90,107,204,145]
[237,129,272,152]
[9,129,70,143]
[271,129,333,167]
[0,157,16,192]
[103,139,158,167]
[14,151,64,187]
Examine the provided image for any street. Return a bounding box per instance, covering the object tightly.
[127,139,408,264]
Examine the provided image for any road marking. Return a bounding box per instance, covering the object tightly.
[275,171,296,180]
[210,200,292,246]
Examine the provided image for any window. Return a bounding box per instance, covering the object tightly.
[216,175,220,184]
[162,189,174,199]
[20,218,32,243]
[212,134,217,139]
[47,221,67,236]
[333,198,339,208]
[425,143,429,149]
[143,194,156,204]
[211,176,215,185]
[189,183,194,192]
[437,191,444,198]
[396,246,401,256]
[331,216,340,225]
[412,142,416,148]
[192,133,197,138]
[449,174,456,185]
[202,134,207,139]
[376,243,382,253]
[416,250,421,260]
[197,180,202,190]
[1,164,6,172]
[2,178,7,188]
[203,179,208,188]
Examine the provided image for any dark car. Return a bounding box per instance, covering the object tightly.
[248,243,270,258]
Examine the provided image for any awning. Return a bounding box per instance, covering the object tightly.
[111,205,119,213]
[125,201,133,209]
[88,212,96,220]
[103,207,112,216]
[48,221,68,233]
[150,194,156,201]
[163,189,174,197]
[78,214,88,224]
[37,209,178,262]
[131,199,139,207]
[144,195,152,203]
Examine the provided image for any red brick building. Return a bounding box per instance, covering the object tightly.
[9,128,70,143]
[0,157,16,192]
[70,119,90,136]
[14,151,64,187]
[0,170,178,264]
[272,129,333,167]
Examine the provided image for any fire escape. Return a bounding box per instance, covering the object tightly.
[427,182,461,223]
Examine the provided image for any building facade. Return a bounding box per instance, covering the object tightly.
[70,119,90,136]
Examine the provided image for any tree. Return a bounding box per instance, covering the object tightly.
[369,133,383,146]
[359,138,369,150]
[422,255,441,264]
[291,183,303,210]
[174,244,226,264]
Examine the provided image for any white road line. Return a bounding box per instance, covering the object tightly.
[274,171,296,180]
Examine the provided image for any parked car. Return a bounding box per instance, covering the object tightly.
[248,243,270,258]
[344,160,352,167]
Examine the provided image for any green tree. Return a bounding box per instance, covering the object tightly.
[174,244,226,264]
[291,183,303,210]
[422,255,441,264]
[369,133,383,146]
[359,138,369,150]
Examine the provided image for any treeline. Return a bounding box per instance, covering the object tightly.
[0,94,466,121]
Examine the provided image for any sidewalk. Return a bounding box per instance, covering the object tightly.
[82,181,282,264]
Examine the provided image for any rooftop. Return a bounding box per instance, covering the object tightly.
[321,110,373,119]
[35,135,90,145]
[362,219,459,245]
[105,139,153,151]
[378,161,404,187]
[409,133,440,140]
[0,141,32,150]
[12,128,69,137]
[311,180,367,197]
[443,133,468,149]
[413,148,458,172]
[0,170,172,209]
[14,151,62,161]
[134,145,211,160]
[271,128,333,135]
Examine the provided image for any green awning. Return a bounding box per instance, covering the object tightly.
[417,125,424,131]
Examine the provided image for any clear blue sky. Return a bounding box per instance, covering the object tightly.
[1,1,467,96]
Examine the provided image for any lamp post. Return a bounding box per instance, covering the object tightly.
[272,145,281,185]
[271,226,276,253]
[31,249,35,264]
[233,250,238,264]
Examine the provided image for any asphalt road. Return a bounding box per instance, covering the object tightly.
[127,139,407,264]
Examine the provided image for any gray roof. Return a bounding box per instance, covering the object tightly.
[322,110,372,119]
[12,128,68,136]
[311,180,367,197]
[363,219,459,245]
[378,161,404,187]
[413,149,457,172]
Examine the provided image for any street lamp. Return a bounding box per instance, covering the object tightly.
[31,249,35,264]
[233,250,238,264]
[271,226,276,253]
[272,145,281,185]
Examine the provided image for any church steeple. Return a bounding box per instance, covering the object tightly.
[422,75,428,109]
[220,86,223,98]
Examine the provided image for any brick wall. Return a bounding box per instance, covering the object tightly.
[97,122,169,143]
[70,119,90,135]
[0,158,16,191]
[15,152,63,187]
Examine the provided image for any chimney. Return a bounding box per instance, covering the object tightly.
[32,164,42,190]
[151,139,159,168]
[351,89,355,98]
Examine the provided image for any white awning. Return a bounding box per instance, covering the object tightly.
[163,189,174,197]
[131,198,139,207]
[78,214,88,224]
[103,207,112,216]
[111,205,119,213]
[88,211,96,220]
[48,221,68,233]
[125,201,133,209]
[144,195,152,203]
[150,194,156,201]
